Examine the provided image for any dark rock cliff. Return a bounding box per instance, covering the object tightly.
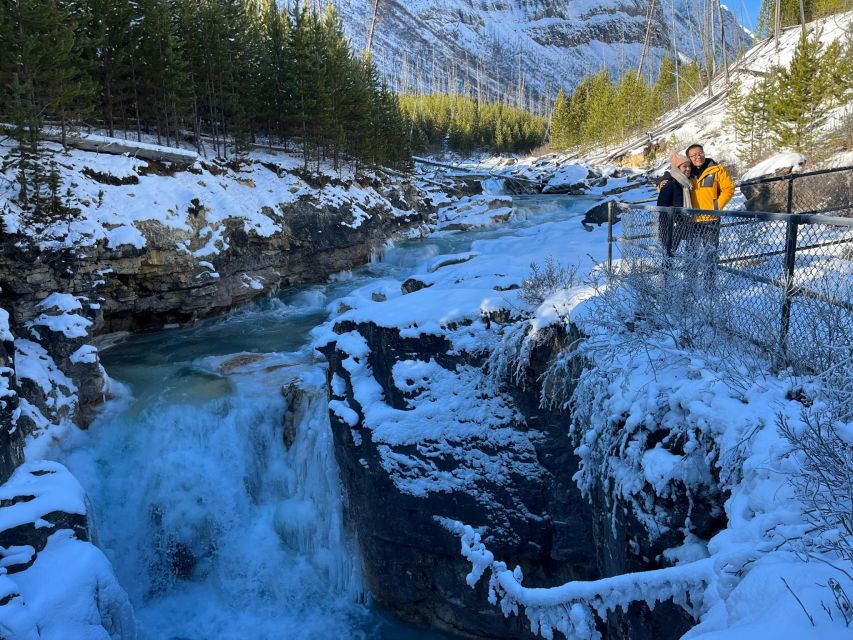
[0,321,23,483]
[320,318,597,639]
[321,315,726,639]
[0,189,428,335]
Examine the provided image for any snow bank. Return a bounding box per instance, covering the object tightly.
[740,152,806,181]
[446,519,713,640]
[452,285,853,639]
[434,194,514,230]
[0,309,12,343]
[542,164,590,193]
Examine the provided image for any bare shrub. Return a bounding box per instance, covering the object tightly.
[519,255,578,307]
[778,409,853,563]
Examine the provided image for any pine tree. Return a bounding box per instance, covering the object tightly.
[257,0,294,145]
[137,0,188,147]
[2,0,96,148]
[678,60,704,99]
[614,73,650,139]
[758,0,846,34]
[735,74,775,162]
[580,69,616,146]
[769,29,833,151]
[654,56,678,112]
[550,88,571,150]
[84,0,137,138]
[566,76,592,148]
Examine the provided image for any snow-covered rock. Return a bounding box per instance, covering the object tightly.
[542,164,591,194]
[0,460,135,640]
[314,198,614,637]
[434,194,514,230]
[740,152,806,181]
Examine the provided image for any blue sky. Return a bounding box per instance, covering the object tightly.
[731,0,765,33]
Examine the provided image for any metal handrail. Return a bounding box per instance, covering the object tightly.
[632,204,853,227]
[738,164,853,188]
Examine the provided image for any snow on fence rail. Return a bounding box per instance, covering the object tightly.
[443,520,714,640]
[609,202,853,375]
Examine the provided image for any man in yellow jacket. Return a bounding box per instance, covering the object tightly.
[685,143,735,219]
[683,143,733,282]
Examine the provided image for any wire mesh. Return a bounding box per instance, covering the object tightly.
[615,204,853,378]
[740,166,853,215]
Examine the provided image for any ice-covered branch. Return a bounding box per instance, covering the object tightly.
[444,520,713,640]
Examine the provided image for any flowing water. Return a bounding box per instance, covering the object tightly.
[54,196,600,640]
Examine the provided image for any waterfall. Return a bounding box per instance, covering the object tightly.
[57,351,365,640]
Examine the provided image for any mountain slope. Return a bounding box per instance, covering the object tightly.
[598,11,853,171]
[334,0,752,107]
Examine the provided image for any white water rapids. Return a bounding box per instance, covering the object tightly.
[51,196,599,639]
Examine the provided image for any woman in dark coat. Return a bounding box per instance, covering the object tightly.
[657,152,693,255]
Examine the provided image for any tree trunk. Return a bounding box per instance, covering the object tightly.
[367,0,380,53]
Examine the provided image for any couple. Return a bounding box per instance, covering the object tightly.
[656,143,735,257]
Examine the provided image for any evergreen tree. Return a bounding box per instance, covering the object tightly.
[580,69,616,146]
[1,0,96,147]
[83,0,138,138]
[137,0,188,147]
[678,60,704,99]
[654,56,678,112]
[550,88,571,150]
[255,0,294,145]
[614,73,652,139]
[769,29,833,151]
[758,0,846,34]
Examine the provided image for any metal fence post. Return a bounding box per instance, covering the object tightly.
[665,209,675,258]
[779,216,799,356]
[607,200,615,277]
[786,175,794,214]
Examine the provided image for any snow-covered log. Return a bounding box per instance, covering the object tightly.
[0,125,198,165]
[446,520,712,640]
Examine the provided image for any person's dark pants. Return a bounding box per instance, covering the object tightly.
[657,211,688,257]
[658,213,720,281]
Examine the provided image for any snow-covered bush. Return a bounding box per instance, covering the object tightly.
[519,256,578,307]
[779,408,853,564]
[457,237,853,638]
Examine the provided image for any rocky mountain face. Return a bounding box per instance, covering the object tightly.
[335,0,752,107]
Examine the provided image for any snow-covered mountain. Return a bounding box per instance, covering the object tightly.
[333,0,753,107]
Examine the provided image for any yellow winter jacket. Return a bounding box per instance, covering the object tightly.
[690,161,735,222]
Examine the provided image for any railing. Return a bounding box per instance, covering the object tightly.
[739,165,853,215]
[606,203,853,373]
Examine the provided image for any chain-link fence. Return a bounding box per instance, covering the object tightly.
[740,166,853,216]
[609,204,853,380]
